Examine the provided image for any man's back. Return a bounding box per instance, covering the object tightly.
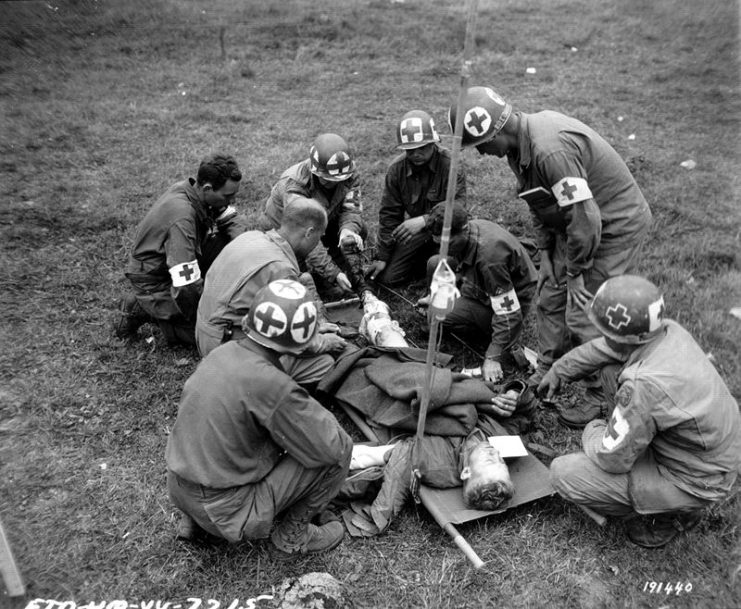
[195,230,299,356]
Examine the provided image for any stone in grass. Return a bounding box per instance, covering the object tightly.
[274,572,354,608]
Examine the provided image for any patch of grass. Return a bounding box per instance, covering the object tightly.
[1,0,740,607]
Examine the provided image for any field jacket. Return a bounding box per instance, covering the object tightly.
[263,159,365,283]
[126,178,245,320]
[552,321,741,502]
[376,145,466,262]
[507,111,652,277]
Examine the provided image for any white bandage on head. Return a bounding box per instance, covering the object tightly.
[169,260,202,287]
[552,177,592,207]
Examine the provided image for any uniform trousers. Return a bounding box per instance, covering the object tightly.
[167,451,349,543]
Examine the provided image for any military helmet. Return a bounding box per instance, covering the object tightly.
[448,86,512,147]
[396,110,440,150]
[309,133,355,182]
[243,279,318,352]
[587,275,665,344]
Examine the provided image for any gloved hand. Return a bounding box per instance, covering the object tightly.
[365,260,387,280]
[391,216,426,245]
[339,228,364,250]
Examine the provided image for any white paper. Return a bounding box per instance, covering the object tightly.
[488,435,528,458]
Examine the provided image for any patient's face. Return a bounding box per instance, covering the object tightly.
[460,441,514,510]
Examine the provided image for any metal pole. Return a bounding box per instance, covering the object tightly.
[414,0,479,441]
[437,0,478,263]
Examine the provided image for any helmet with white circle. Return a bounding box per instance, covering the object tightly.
[396,110,440,150]
[448,86,512,147]
[242,279,318,352]
[587,275,665,344]
[309,133,355,182]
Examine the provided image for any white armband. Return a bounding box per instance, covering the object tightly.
[169,260,201,287]
[490,289,520,315]
[552,177,592,207]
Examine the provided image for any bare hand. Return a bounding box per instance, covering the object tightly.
[391,216,426,245]
[567,273,593,310]
[336,272,352,292]
[482,358,504,383]
[537,250,557,294]
[488,390,518,418]
[318,322,340,334]
[318,332,347,354]
[537,368,562,402]
[365,260,387,280]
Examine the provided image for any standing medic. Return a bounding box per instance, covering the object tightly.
[450,86,652,427]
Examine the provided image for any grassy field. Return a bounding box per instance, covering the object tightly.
[1,0,739,607]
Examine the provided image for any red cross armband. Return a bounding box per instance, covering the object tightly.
[490,289,520,316]
[552,176,592,207]
[169,260,202,287]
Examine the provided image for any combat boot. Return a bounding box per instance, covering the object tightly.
[271,520,344,558]
[114,293,149,339]
[625,511,702,548]
[557,386,605,428]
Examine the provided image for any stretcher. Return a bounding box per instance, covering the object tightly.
[338,401,554,569]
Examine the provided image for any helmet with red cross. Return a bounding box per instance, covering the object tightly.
[587,275,666,344]
[448,86,512,147]
[242,279,318,353]
[309,133,356,182]
[396,110,440,150]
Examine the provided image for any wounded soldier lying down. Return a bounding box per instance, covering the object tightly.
[460,430,515,510]
[340,405,524,536]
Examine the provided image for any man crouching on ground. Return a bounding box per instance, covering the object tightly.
[165,279,352,556]
[542,275,741,548]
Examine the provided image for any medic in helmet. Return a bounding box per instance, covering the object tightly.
[450,86,653,427]
[366,110,466,287]
[258,133,367,299]
[542,275,741,548]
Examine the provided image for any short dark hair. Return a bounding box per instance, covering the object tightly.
[427,201,469,237]
[196,154,242,190]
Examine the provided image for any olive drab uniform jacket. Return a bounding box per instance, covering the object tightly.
[165,339,352,489]
[551,320,741,507]
[376,145,466,263]
[196,229,306,357]
[126,178,246,321]
[262,159,365,283]
[455,220,538,361]
[509,111,652,277]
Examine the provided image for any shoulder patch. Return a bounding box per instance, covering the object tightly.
[552,177,592,207]
[490,289,520,315]
[616,384,633,408]
[169,260,202,287]
[343,188,362,212]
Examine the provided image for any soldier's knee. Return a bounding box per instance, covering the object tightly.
[549,453,587,500]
